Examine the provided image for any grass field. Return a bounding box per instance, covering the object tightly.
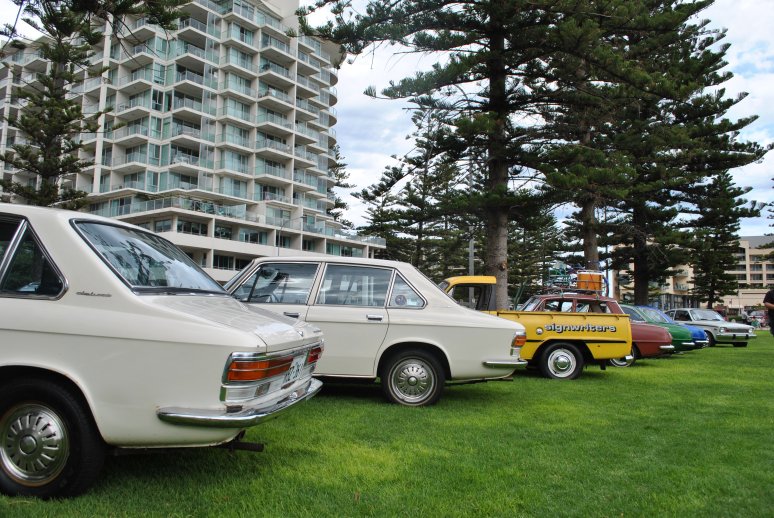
[2,334,773,517]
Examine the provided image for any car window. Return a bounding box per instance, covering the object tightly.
[389,274,425,308]
[577,301,611,313]
[544,299,573,312]
[236,263,318,304]
[0,219,22,265]
[621,306,645,321]
[672,310,689,321]
[0,225,64,297]
[447,284,483,309]
[316,264,392,307]
[76,221,223,292]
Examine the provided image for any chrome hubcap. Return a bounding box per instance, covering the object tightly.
[0,403,69,486]
[547,349,577,378]
[391,359,435,403]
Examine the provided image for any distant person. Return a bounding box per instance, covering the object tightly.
[763,287,774,337]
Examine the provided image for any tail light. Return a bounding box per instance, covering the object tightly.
[306,345,323,365]
[512,331,527,348]
[226,356,294,382]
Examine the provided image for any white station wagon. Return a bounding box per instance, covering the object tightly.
[0,205,324,498]
[225,256,526,407]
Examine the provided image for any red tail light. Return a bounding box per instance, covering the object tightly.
[226,356,293,382]
[306,345,323,365]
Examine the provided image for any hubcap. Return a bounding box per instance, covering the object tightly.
[547,349,577,378]
[390,359,435,403]
[0,403,69,486]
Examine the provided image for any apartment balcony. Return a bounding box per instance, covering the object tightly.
[296,75,320,98]
[254,190,293,206]
[219,55,259,77]
[258,62,294,89]
[293,170,319,192]
[298,35,321,55]
[256,113,293,136]
[117,17,156,41]
[115,98,152,120]
[296,52,320,77]
[294,123,320,146]
[169,41,216,69]
[217,106,253,129]
[112,152,158,174]
[221,1,261,30]
[171,96,216,118]
[116,68,161,95]
[111,125,151,147]
[167,123,210,148]
[221,26,256,54]
[219,80,256,103]
[169,153,210,174]
[178,17,210,38]
[215,133,253,153]
[261,38,295,65]
[254,163,292,186]
[257,88,294,112]
[121,43,156,67]
[255,137,292,161]
[23,51,48,72]
[294,146,318,168]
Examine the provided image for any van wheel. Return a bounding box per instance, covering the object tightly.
[380,349,445,406]
[0,379,105,499]
[540,343,584,380]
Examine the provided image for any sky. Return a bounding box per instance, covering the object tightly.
[313,0,774,236]
[1,0,771,235]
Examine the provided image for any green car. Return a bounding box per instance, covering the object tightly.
[621,305,701,352]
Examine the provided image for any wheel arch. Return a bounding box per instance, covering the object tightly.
[377,342,451,381]
[535,339,593,363]
[0,365,102,439]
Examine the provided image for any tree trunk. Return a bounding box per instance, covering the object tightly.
[632,206,650,305]
[580,200,599,270]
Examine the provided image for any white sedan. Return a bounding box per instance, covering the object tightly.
[0,205,323,498]
[225,257,526,407]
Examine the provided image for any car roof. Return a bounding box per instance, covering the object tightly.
[252,255,416,269]
[0,203,135,228]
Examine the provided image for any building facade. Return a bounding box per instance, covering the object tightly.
[614,236,773,312]
[0,0,385,282]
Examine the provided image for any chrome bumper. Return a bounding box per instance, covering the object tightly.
[716,332,757,342]
[157,378,322,428]
[660,345,676,352]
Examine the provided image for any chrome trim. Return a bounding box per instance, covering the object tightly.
[157,378,322,428]
[483,358,528,368]
[659,345,675,352]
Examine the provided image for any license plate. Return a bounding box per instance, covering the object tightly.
[284,354,306,384]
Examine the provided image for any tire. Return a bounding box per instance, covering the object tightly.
[708,334,716,347]
[539,343,584,380]
[0,379,106,499]
[608,356,635,368]
[380,349,445,406]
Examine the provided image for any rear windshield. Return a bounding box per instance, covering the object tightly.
[75,221,224,293]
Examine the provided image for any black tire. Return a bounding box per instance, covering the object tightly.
[380,349,445,406]
[708,333,717,347]
[0,378,106,499]
[539,343,584,380]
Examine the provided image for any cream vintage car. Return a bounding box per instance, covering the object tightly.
[224,257,526,407]
[0,205,324,498]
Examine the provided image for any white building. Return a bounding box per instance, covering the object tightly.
[0,0,385,282]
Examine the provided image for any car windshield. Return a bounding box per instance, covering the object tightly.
[691,309,725,321]
[521,297,541,311]
[75,221,225,293]
[640,307,671,323]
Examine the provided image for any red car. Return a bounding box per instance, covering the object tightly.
[608,321,674,367]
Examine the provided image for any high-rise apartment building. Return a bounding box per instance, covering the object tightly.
[0,0,385,282]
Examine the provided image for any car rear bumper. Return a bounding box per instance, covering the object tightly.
[483,358,528,368]
[716,332,756,342]
[156,378,323,428]
[660,345,676,352]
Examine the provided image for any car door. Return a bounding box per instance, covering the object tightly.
[305,264,393,376]
[231,262,320,320]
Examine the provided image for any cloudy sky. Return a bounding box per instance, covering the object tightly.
[317,0,774,236]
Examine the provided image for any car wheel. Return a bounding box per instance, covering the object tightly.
[608,356,635,367]
[733,342,748,348]
[0,379,105,499]
[539,343,584,380]
[381,349,445,406]
[708,333,716,347]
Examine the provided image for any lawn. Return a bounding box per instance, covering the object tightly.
[2,334,773,517]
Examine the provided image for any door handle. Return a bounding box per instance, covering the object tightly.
[283,312,300,318]
[366,314,384,321]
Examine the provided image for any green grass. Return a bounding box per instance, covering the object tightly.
[3,334,773,517]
